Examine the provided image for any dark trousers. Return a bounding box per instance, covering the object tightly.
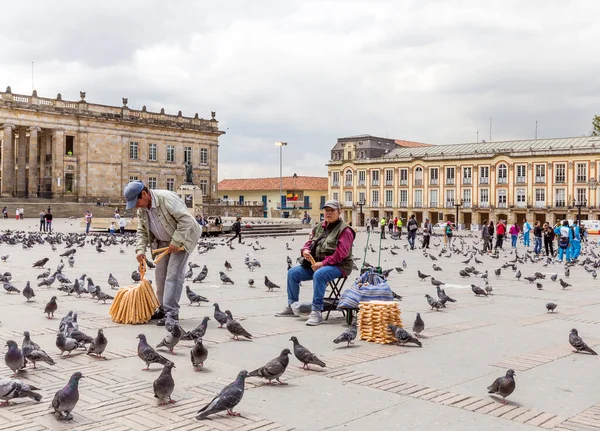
[46,221,52,232]
[422,235,430,248]
[494,235,504,249]
[120,227,125,234]
[39,220,45,232]
[229,232,242,243]
[544,239,554,256]
[380,228,385,239]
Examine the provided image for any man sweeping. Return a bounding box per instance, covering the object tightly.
[124,180,201,326]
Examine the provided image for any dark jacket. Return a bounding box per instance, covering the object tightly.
[233,221,241,233]
[44,213,53,221]
[311,219,355,276]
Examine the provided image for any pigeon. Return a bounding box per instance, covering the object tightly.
[333,321,357,347]
[0,255,8,262]
[559,279,571,289]
[225,311,252,340]
[430,277,445,287]
[524,276,536,284]
[55,334,83,356]
[0,377,42,405]
[495,268,501,277]
[388,324,422,347]
[51,372,84,421]
[413,313,425,338]
[87,329,108,359]
[196,370,248,420]
[569,328,597,355]
[32,257,49,268]
[44,296,58,319]
[219,271,234,285]
[425,294,442,311]
[536,282,543,290]
[131,270,141,282]
[68,256,75,267]
[264,276,280,292]
[459,270,471,277]
[471,285,488,296]
[249,349,291,385]
[137,334,170,370]
[38,273,56,288]
[163,312,177,333]
[546,303,557,313]
[157,323,182,354]
[107,273,119,290]
[515,270,521,280]
[181,317,210,340]
[193,271,207,283]
[565,267,570,277]
[20,281,34,302]
[224,260,232,271]
[73,279,86,297]
[185,285,209,305]
[3,281,19,294]
[248,279,255,288]
[184,268,193,280]
[95,289,114,303]
[22,331,55,368]
[153,361,176,405]
[433,264,442,271]
[290,336,326,369]
[190,338,208,370]
[417,270,431,281]
[391,290,403,301]
[550,273,558,282]
[436,286,456,304]
[37,269,50,279]
[66,324,93,345]
[213,303,228,328]
[487,369,516,404]
[4,341,25,376]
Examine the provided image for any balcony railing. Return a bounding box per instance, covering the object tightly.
[344,181,353,187]
[358,180,366,186]
[555,201,566,208]
[430,178,439,185]
[555,177,565,184]
[534,201,546,208]
[516,176,526,183]
[429,201,438,208]
[399,201,408,208]
[385,180,393,186]
[372,180,379,186]
[371,201,380,207]
[480,177,489,184]
[576,177,588,184]
[479,202,490,208]
[414,179,423,186]
[446,178,455,185]
[344,201,354,207]
[385,201,393,207]
[445,201,455,208]
[462,178,472,185]
[399,179,408,186]
[463,201,472,208]
[277,203,313,210]
[497,177,507,184]
[497,202,507,208]
[535,176,546,183]
[332,181,339,187]
[414,201,423,208]
[516,201,526,208]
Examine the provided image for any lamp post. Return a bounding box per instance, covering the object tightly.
[453,199,463,229]
[573,198,586,223]
[356,200,366,227]
[275,141,288,213]
[589,178,598,218]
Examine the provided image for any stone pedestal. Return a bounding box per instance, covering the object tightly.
[177,184,203,216]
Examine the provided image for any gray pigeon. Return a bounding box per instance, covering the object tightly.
[44,296,58,319]
[107,273,119,290]
[4,340,25,376]
[164,312,177,333]
[137,334,170,370]
[22,332,55,368]
[569,328,597,355]
[153,362,176,405]
[471,285,488,296]
[248,349,291,385]
[290,336,326,369]
[0,377,42,405]
[213,303,228,328]
[487,369,516,404]
[219,271,234,285]
[190,338,208,370]
[333,321,357,347]
[181,317,210,340]
[196,370,248,420]
[546,303,557,313]
[51,372,84,420]
[225,311,252,340]
[55,334,83,356]
[3,281,19,294]
[425,294,442,311]
[157,323,183,354]
[192,269,207,283]
[412,313,425,338]
[185,285,209,305]
[22,281,35,302]
[264,276,280,292]
[388,324,422,347]
[87,329,108,359]
[66,323,94,345]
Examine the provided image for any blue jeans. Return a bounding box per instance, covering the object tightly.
[86,222,91,233]
[523,232,530,247]
[287,264,343,312]
[511,234,518,248]
[407,231,416,249]
[533,237,542,254]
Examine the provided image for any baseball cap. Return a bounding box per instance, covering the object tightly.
[124,180,145,210]
[322,199,340,210]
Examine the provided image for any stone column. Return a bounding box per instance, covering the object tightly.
[39,130,47,192]
[16,127,27,197]
[52,129,65,195]
[1,124,15,196]
[28,127,40,197]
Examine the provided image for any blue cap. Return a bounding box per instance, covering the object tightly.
[124,181,145,209]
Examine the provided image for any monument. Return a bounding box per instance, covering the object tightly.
[177,161,203,216]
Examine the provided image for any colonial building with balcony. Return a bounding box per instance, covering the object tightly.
[328,136,600,228]
[217,176,327,220]
[0,87,223,201]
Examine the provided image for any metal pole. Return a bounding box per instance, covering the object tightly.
[279,145,282,211]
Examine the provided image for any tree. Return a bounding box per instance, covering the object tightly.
[592,114,600,136]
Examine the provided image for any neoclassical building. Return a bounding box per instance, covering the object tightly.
[0,87,224,201]
[328,136,600,228]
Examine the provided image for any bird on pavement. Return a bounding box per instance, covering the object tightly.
[0,377,41,405]
[196,370,248,420]
[388,324,422,347]
[32,258,49,268]
[225,311,252,341]
[333,321,357,347]
[137,334,170,370]
[87,329,108,359]
[248,349,291,385]
[51,372,84,421]
[190,338,208,371]
[559,279,571,289]
[546,303,557,313]
[487,369,516,404]
[182,317,210,341]
[425,294,442,311]
[44,296,58,319]
[185,286,209,305]
[471,285,488,296]
[412,313,425,338]
[219,272,234,285]
[290,336,326,369]
[156,323,182,355]
[153,361,176,405]
[4,340,25,377]
[569,328,597,355]
[213,303,228,328]
[264,276,280,292]
[107,274,119,290]
[224,260,232,271]
[417,270,431,281]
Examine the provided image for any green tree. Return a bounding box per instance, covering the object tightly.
[592,114,600,136]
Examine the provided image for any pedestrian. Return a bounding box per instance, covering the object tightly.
[109,221,116,235]
[543,222,555,257]
[388,218,393,234]
[44,209,53,232]
[118,216,126,234]
[15,208,19,220]
[19,208,23,220]
[422,217,432,249]
[509,222,520,248]
[554,220,573,263]
[445,221,454,247]
[228,216,243,244]
[533,221,543,255]
[370,217,377,232]
[379,216,386,239]
[481,219,489,252]
[114,209,121,219]
[2,207,7,219]
[494,220,506,250]
[84,210,93,234]
[487,221,494,252]
[571,220,582,260]
[396,217,403,238]
[124,180,202,326]
[366,217,371,233]
[406,214,418,250]
[393,216,398,233]
[522,218,532,247]
[39,210,46,232]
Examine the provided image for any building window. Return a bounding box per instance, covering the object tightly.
[166,178,175,191]
[332,172,340,186]
[65,135,75,155]
[358,192,366,204]
[166,145,175,162]
[184,146,192,163]
[555,188,566,207]
[535,164,546,183]
[148,143,157,161]
[576,163,587,183]
[129,175,139,182]
[345,170,353,187]
[344,191,352,205]
[576,188,587,205]
[497,164,507,184]
[200,148,208,165]
[399,169,408,185]
[430,167,438,185]
[462,167,472,184]
[385,169,394,186]
[199,179,208,196]
[414,167,423,186]
[445,167,455,185]
[463,189,472,207]
[385,189,393,207]
[516,165,526,183]
[358,170,366,186]
[429,189,438,207]
[445,189,455,207]
[555,163,566,183]
[346,151,352,160]
[480,189,489,206]
[399,189,408,207]
[516,188,526,207]
[332,191,339,201]
[414,189,423,207]
[479,166,489,184]
[371,190,379,206]
[129,141,139,160]
[371,170,380,186]
[497,189,507,207]
[535,189,545,207]
[148,177,157,190]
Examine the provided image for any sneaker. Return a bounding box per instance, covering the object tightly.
[156,315,178,326]
[305,311,323,326]
[150,308,165,320]
[275,306,295,317]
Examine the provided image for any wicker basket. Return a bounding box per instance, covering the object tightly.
[358,301,402,344]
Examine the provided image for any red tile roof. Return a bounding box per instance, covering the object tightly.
[395,140,432,148]
[218,176,328,192]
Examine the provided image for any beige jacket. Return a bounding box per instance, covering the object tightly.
[135,190,201,255]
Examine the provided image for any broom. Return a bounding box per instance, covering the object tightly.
[108,247,181,324]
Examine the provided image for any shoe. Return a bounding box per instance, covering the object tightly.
[156,315,178,326]
[305,311,323,326]
[275,306,295,317]
[150,308,165,320]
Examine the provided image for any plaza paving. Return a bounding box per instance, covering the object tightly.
[0,219,599,431]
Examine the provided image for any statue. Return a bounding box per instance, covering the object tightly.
[80,91,86,101]
[184,161,194,184]
[122,97,128,106]
[211,111,216,119]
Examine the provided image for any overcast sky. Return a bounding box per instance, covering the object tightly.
[2,1,599,180]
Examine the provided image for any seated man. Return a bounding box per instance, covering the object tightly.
[276,199,356,326]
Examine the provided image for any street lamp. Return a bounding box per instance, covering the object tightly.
[573,198,587,223]
[589,178,598,216]
[356,199,366,227]
[275,141,288,214]
[453,199,463,229]
[293,173,298,209]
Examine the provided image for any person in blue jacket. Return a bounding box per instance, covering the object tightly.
[522,218,532,247]
[571,220,582,260]
[554,220,573,263]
